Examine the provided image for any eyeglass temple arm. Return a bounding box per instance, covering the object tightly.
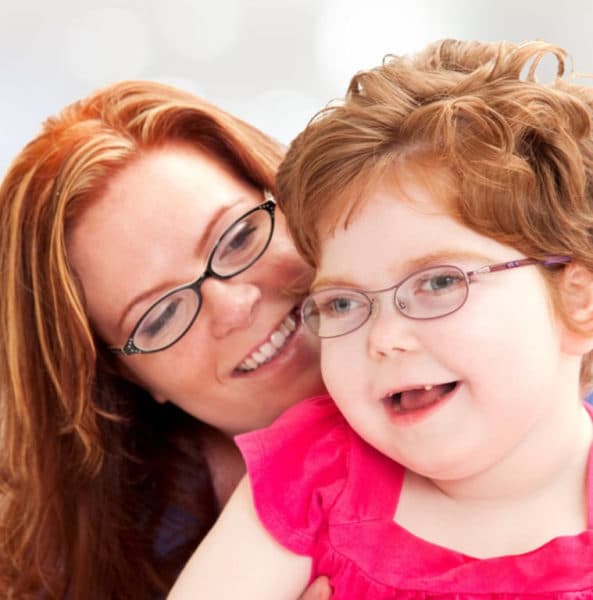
[469,255,571,277]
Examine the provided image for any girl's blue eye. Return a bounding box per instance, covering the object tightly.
[320,295,366,318]
[428,275,458,290]
[417,272,465,294]
[330,298,355,313]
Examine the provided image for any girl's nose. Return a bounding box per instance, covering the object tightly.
[365,299,420,359]
[202,277,262,338]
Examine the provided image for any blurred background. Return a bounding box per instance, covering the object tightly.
[2,0,593,177]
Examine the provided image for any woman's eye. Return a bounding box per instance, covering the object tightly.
[140,299,180,338]
[219,222,257,259]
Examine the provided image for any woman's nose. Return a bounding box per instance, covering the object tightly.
[202,277,261,338]
[365,299,420,359]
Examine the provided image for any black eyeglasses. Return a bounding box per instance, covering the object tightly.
[110,191,276,355]
[301,255,571,339]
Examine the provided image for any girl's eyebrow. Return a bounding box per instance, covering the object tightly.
[311,249,496,291]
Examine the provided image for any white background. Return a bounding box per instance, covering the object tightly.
[2,0,593,177]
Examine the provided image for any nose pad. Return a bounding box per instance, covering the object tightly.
[366,297,419,359]
[202,277,261,338]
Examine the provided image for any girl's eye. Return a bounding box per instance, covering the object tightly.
[331,297,354,313]
[320,295,365,318]
[429,275,456,290]
[418,272,465,294]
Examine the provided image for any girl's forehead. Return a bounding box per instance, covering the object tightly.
[317,161,459,245]
[299,153,469,271]
[316,186,519,289]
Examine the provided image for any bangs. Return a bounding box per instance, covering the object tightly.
[314,151,460,259]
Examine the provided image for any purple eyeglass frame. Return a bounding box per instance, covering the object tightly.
[302,255,572,339]
[465,255,571,277]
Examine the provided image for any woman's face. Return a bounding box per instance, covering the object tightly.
[68,144,324,435]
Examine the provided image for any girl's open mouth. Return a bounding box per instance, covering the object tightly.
[383,381,459,416]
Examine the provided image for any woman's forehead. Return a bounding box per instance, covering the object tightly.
[66,145,257,337]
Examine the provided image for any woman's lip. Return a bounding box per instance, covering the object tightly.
[231,308,301,377]
[382,381,461,426]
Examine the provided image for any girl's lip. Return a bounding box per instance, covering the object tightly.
[231,308,303,378]
[380,382,448,398]
[382,381,461,426]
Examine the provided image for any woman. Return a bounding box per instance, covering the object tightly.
[0,81,329,599]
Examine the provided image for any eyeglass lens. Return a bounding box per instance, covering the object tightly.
[132,205,273,352]
[302,266,469,338]
[211,208,271,276]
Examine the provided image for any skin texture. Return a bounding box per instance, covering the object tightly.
[68,144,324,437]
[300,577,331,599]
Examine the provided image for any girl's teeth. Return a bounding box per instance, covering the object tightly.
[237,311,298,372]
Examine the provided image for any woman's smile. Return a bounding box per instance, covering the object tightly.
[235,307,299,373]
[230,307,317,390]
[69,145,324,434]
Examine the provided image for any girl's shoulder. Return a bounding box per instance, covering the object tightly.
[236,394,350,463]
[235,395,356,554]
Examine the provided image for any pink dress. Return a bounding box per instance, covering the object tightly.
[235,395,593,599]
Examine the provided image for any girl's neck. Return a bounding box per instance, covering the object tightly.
[431,400,592,504]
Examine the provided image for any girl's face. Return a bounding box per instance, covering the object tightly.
[316,176,581,481]
[68,145,323,435]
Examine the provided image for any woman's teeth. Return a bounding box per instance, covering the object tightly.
[237,312,297,372]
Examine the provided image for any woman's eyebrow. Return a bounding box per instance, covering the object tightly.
[194,196,248,257]
[117,196,247,333]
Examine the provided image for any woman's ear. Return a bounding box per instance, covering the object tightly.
[558,262,593,355]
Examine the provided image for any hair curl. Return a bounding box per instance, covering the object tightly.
[276,39,593,389]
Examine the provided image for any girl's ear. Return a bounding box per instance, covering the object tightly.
[560,262,593,325]
[558,262,593,355]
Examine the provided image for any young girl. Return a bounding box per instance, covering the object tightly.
[169,40,593,598]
